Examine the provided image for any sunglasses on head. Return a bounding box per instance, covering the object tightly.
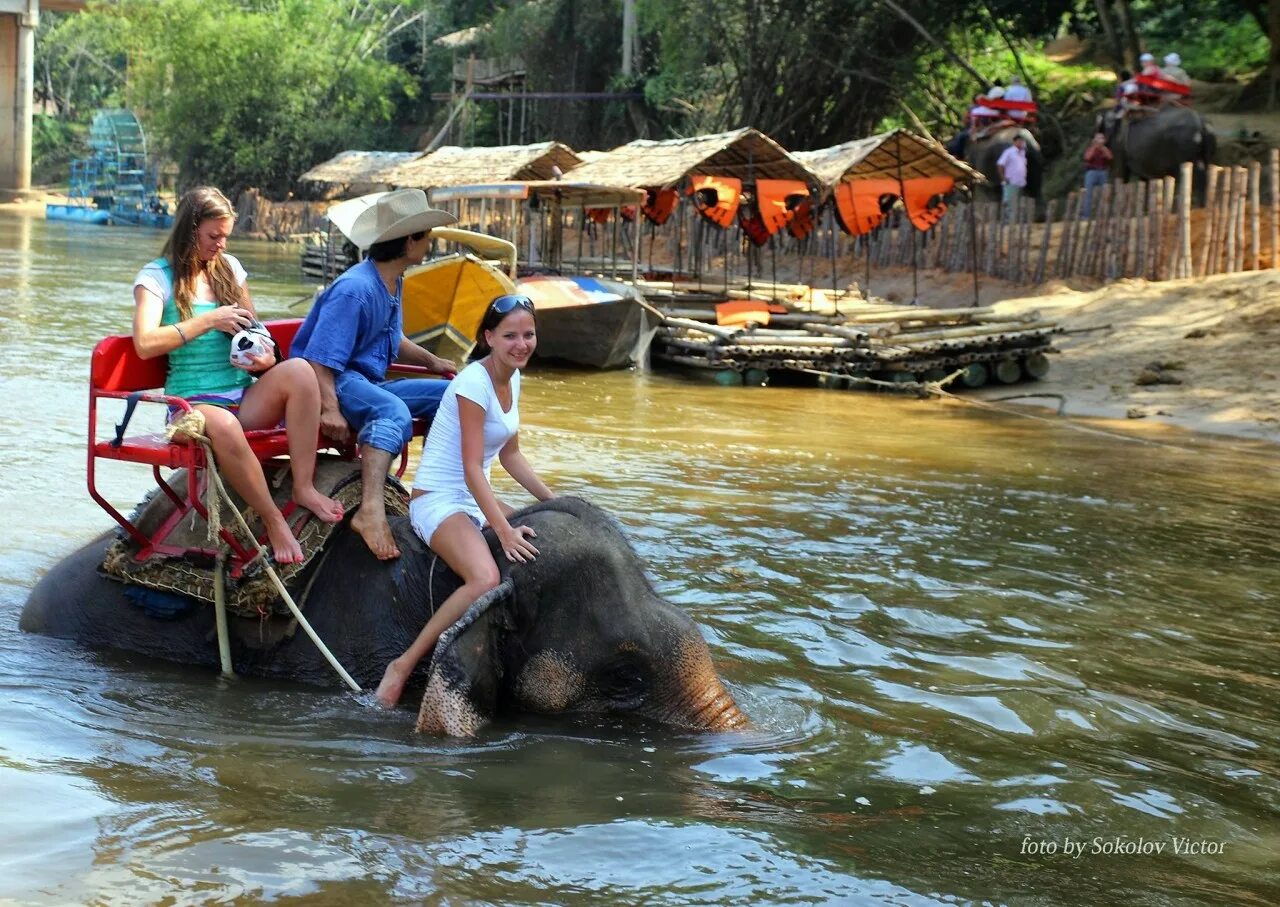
[489,294,535,315]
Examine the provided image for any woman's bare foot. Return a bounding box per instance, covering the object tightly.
[351,508,400,560]
[264,517,305,564]
[375,657,412,707]
[294,486,344,523]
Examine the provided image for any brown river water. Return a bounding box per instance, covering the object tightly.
[1,212,1278,905]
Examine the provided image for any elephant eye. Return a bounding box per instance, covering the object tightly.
[600,655,648,704]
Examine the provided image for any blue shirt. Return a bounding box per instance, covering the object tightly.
[292,258,401,381]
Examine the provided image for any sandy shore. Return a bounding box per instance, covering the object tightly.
[971,270,1280,446]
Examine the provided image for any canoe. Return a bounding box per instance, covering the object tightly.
[516,274,659,370]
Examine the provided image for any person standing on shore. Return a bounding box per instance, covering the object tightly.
[996,134,1028,219]
[1082,133,1113,218]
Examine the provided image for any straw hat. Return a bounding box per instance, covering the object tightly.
[327,188,456,249]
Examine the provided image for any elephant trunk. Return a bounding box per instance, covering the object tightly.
[682,677,749,730]
[661,638,749,731]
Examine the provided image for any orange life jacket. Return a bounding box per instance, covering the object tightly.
[585,208,611,224]
[902,176,954,231]
[786,198,815,240]
[833,179,900,236]
[737,179,810,246]
[687,175,742,229]
[641,188,678,225]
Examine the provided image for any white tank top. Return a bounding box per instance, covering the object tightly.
[412,360,520,493]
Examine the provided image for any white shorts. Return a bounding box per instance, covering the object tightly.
[409,489,483,547]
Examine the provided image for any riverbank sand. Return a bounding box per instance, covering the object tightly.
[973,270,1280,445]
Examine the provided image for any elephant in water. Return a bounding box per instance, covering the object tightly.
[21,497,748,736]
[1099,104,1215,181]
[965,125,1043,202]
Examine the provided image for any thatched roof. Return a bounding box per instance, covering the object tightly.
[380,142,582,190]
[299,150,422,187]
[794,129,982,189]
[430,180,644,208]
[564,128,815,189]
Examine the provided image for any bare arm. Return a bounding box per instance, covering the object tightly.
[498,433,554,502]
[396,335,458,374]
[458,398,538,562]
[131,285,251,360]
[308,361,350,442]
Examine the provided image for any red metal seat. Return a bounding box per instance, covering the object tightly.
[87,318,438,569]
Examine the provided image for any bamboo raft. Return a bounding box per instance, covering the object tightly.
[651,298,1059,389]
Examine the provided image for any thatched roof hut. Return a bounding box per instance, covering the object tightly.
[793,129,981,192]
[564,127,815,189]
[298,150,423,195]
[380,141,581,190]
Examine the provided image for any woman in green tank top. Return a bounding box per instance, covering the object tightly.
[131,187,344,564]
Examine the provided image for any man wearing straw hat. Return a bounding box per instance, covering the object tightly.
[292,188,459,560]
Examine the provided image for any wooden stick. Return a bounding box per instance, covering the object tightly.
[1271,148,1279,270]
[1249,160,1262,270]
[887,319,1060,344]
[1223,167,1238,273]
[1199,165,1219,278]
[1178,161,1194,279]
[1035,198,1056,284]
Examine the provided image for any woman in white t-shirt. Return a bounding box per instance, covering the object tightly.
[131,187,343,564]
[375,294,555,707]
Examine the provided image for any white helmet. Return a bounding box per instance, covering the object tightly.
[1139,52,1155,63]
[1164,52,1182,66]
[987,86,1006,100]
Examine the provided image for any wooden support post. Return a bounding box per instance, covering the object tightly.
[1271,148,1279,270]
[1249,160,1262,270]
[1179,161,1194,279]
[1199,165,1219,278]
[1135,181,1148,279]
[1034,198,1056,284]
[1226,167,1241,273]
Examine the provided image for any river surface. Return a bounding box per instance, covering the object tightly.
[1,212,1278,906]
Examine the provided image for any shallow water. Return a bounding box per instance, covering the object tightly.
[1,213,1278,905]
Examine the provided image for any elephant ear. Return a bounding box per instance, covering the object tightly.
[415,578,516,736]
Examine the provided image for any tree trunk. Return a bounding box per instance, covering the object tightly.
[1092,0,1125,75]
[1114,0,1142,72]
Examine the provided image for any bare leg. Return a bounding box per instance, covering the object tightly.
[238,360,343,523]
[190,405,304,564]
[350,446,399,560]
[375,513,500,707]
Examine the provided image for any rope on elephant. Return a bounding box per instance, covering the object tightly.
[154,409,363,692]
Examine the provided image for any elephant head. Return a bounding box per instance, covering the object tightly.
[411,497,749,737]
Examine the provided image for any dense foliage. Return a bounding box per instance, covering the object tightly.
[31,0,1280,195]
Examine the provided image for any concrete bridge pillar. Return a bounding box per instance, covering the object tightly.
[0,1,38,200]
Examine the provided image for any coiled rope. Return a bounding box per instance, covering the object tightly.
[166,410,362,692]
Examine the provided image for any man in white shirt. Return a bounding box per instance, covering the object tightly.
[996,134,1028,217]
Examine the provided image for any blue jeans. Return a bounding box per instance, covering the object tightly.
[334,370,448,454]
[1083,169,1108,218]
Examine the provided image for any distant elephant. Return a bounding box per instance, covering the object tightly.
[1099,104,1215,182]
[965,125,1043,202]
[20,497,748,737]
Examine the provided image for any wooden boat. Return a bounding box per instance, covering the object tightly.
[402,228,519,364]
[516,273,658,369]
[430,181,655,370]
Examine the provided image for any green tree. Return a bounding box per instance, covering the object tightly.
[92,0,423,195]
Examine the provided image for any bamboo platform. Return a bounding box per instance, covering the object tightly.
[651,297,1058,389]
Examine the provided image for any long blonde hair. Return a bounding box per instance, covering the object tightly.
[161,187,240,320]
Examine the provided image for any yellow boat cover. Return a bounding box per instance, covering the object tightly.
[402,253,517,362]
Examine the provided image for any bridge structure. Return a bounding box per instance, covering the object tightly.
[1,0,86,200]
